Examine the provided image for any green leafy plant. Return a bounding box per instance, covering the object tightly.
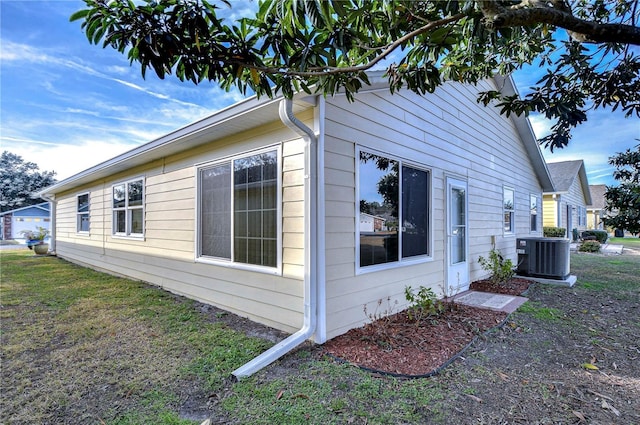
[579,240,601,253]
[543,227,566,237]
[19,226,49,242]
[477,249,515,285]
[404,286,443,323]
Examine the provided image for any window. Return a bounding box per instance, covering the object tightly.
[358,150,430,268]
[530,194,538,232]
[112,178,144,236]
[503,187,515,234]
[198,149,279,268]
[77,193,90,233]
[577,206,587,226]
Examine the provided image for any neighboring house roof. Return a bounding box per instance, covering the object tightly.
[38,72,555,197]
[545,160,593,205]
[0,202,50,217]
[588,184,607,210]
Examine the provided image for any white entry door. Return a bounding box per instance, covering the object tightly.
[446,177,469,295]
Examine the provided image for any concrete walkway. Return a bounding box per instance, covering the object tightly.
[447,291,528,314]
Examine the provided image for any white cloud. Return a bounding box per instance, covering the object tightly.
[2,136,136,180]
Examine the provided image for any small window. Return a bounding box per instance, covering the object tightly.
[198,149,279,269]
[530,194,538,232]
[77,193,90,233]
[112,178,144,237]
[358,150,431,269]
[503,187,515,234]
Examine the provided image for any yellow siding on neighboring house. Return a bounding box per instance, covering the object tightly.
[543,194,557,227]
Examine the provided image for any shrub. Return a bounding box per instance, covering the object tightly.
[543,227,566,237]
[404,286,443,322]
[477,248,515,285]
[581,230,608,243]
[578,240,601,253]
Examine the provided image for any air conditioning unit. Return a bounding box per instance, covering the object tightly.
[516,237,570,280]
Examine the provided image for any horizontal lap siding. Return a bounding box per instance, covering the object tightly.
[53,118,309,334]
[323,80,545,339]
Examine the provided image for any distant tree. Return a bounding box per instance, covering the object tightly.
[72,0,640,150]
[603,144,640,236]
[0,151,57,212]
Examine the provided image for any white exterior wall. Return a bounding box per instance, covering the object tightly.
[53,118,310,334]
[323,81,545,339]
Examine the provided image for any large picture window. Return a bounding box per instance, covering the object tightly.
[77,193,90,233]
[112,178,144,236]
[358,150,430,268]
[504,187,515,234]
[198,149,279,268]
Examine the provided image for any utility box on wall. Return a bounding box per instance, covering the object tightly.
[516,237,570,280]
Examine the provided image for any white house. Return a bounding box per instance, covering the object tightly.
[37,72,554,377]
[0,202,51,240]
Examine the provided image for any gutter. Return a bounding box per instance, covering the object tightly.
[232,98,318,379]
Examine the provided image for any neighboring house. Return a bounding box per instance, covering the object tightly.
[543,160,592,238]
[37,72,553,375]
[359,212,387,233]
[587,184,607,230]
[0,202,50,240]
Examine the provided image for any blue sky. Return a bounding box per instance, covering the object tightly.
[1,1,638,186]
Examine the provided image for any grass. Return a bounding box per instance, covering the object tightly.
[2,249,639,424]
[517,302,564,321]
[571,249,640,293]
[608,236,640,250]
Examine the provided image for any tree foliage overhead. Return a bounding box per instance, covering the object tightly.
[0,151,57,213]
[603,144,640,236]
[72,0,640,150]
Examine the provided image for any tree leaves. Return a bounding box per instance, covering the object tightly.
[70,0,640,148]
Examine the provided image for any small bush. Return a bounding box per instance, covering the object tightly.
[477,248,515,285]
[578,240,601,253]
[404,286,443,322]
[543,227,566,237]
[581,230,608,243]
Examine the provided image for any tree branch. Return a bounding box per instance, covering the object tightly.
[485,5,640,45]
[248,12,467,77]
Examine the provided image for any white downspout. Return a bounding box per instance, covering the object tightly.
[232,98,318,379]
[41,194,57,254]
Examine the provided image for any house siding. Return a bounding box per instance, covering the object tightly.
[543,194,558,227]
[323,81,544,339]
[53,117,311,334]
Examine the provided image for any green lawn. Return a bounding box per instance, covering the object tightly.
[2,249,639,424]
[608,236,640,249]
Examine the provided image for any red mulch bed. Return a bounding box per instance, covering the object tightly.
[323,278,534,376]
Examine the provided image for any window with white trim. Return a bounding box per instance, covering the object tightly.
[530,194,538,232]
[358,150,431,268]
[112,178,144,236]
[198,149,279,268]
[503,187,515,234]
[77,193,90,233]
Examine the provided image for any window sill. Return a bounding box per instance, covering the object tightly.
[195,257,282,276]
[356,255,434,275]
